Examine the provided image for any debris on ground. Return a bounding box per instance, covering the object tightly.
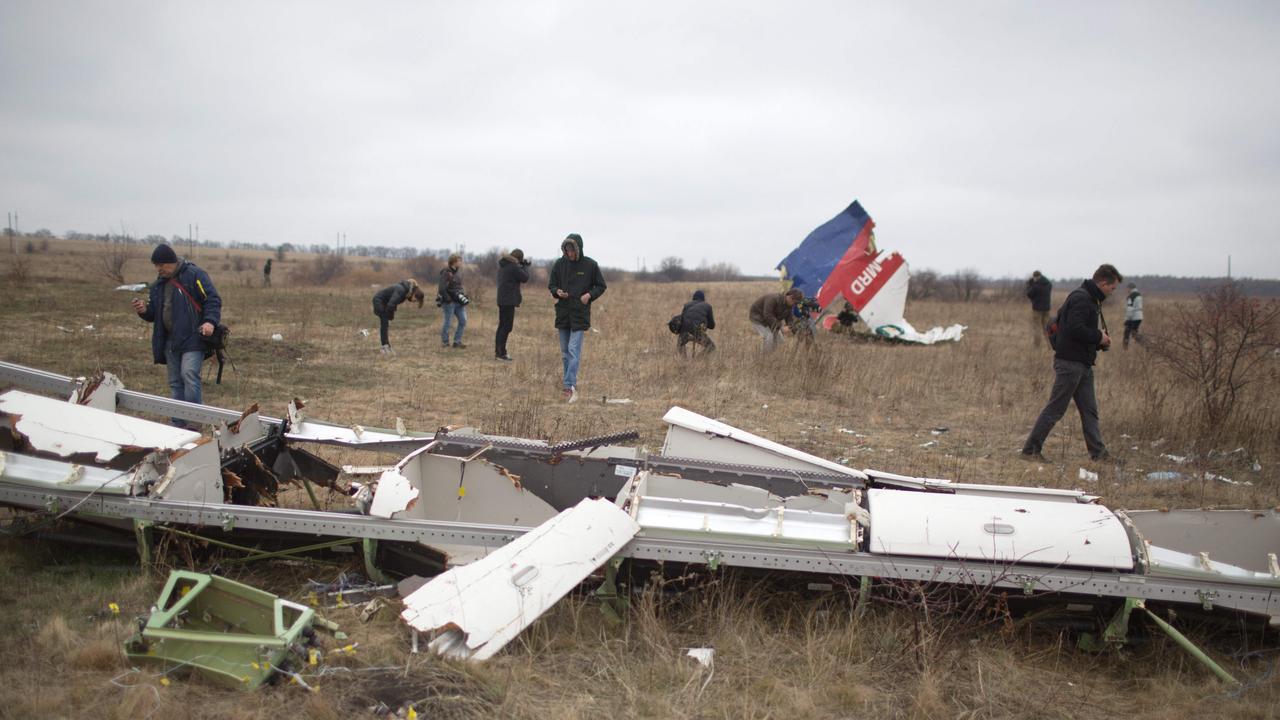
[1078,468,1099,483]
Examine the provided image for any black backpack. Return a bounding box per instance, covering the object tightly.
[667,314,683,334]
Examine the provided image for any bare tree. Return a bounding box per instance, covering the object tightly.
[100,237,136,284]
[909,269,941,300]
[659,256,686,282]
[1146,282,1280,432]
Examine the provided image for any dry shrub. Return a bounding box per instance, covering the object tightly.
[403,253,444,281]
[5,252,32,284]
[293,254,349,285]
[1146,282,1280,434]
[101,240,136,284]
[35,615,76,656]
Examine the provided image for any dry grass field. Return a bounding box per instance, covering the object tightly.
[1,239,1278,719]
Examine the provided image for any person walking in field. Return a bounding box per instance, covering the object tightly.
[1025,270,1052,346]
[437,253,469,349]
[676,289,716,358]
[1123,282,1143,349]
[548,233,606,403]
[131,243,222,420]
[262,258,272,287]
[749,288,803,352]
[1020,264,1122,463]
[494,248,530,361]
[372,279,424,355]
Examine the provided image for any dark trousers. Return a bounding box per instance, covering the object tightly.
[1123,320,1141,348]
[1023,358,1107,459]
[677,327,716,357]
[376,312,390,346]
[495,305,516,357]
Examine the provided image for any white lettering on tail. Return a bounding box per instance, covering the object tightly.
[850,257,884,296]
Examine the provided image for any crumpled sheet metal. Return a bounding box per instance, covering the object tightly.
[0,389,200,462]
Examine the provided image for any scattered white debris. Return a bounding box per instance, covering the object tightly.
[82,325,95,332]
[1077,468,1098,483]
[115,283,148,291]
[1253,462,1262,472]
[761,404,768,409]
[920,441,938,448]
[1204,472,1252,487]
[590,327,600,333]
[357,328,370,337]
[1150,438,1166,448]
[56,326,72,333]
[685,648,715,668]
[930,427,949,435]
[604,398,633,405]
[1145,471,1184,481]
[1160,453,1188,464]
[271,333,284,341]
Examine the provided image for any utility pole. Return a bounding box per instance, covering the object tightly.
[7,212,13,255]
[1228,255,1232,279]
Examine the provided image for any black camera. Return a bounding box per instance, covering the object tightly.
[519,258,531,267]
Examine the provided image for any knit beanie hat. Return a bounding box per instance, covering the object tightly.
[150,244,178,264]
[692,289,705,301]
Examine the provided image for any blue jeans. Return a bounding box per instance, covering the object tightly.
[165,346,204,407]
[440,303,467,345]
[558,328,585,389]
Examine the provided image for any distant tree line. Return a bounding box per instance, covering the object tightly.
[908,268,1280,301]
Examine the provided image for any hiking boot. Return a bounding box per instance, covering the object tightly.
[1091,450,1112,462]
[564,386,578,404]
[1019,450,1049,463]
[452,342,467,349]
[496,354,513,362]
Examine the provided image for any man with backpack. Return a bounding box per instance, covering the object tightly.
[1020,264,1122,463]
[131,243,222,416]
[674,289,716,357]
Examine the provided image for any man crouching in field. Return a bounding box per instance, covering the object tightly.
[131,243,222,420]
[1020,263,1121,462]
[749,288,802,352]
[548,233,606,403]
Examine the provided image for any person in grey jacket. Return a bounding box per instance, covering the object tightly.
[372,279,424,355]
[494,249,530,361]
[1123,282,1143,349]
[677,289,716,357]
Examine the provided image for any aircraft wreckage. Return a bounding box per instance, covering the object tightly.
[1,359,1277,685]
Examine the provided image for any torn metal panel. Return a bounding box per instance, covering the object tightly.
[124,570,321,689]
[0,450,134,494]
[68,371,124,411]
[400,498,639,662]
[866,488,1133,570]
[142,439,224,503]
[619,472,861,547]
[1144,545,1279,584]
[1125,509,1280,577]
[661,407,867,479]
[0,389,201,464]
[284,398,434,453]
[213,404,266,455]
[863,468,1101,503]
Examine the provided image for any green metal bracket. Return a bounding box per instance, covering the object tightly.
[1195,589,1218,611]
[594,557,629,624]
[123,570,330,690]
[1077,598,1240,685]
[133,519,154,571]
[701,550,722,570]
[362,538,392,585]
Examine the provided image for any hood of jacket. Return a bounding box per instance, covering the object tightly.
[562,234,583,257]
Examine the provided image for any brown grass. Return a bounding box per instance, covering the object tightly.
[0,239,1278,717]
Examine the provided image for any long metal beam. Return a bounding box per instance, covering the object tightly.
[2,479,1275,620]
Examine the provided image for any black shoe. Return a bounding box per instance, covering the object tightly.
[452,342,467,349]
[1019,450,1049,463]
[496,354,513,362]
[1091,450,1112,462]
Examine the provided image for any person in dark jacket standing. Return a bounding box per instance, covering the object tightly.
[372,279,424,355]
[494,249,530,361]
[131,243,222,415]
[748,288,802,352]
[438,254,468,348]
[1020,264,1122,462]
[548,233,606,403]
[677,289,716,357]
[262,258,272,287]
[1025,270,1052,346]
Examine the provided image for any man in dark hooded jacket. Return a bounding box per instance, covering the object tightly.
[1025,271,1052,347]
[131,243,222,413]
[1021,264,1122,462]
[494,248,530,361]
[548,233,606,402]
[677,289,716,357]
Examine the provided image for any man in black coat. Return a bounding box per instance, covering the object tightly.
[677,289,716,357]
[548,233,606,403]
[372,279,424,355]
[494,248,530,361]
[1025,270,1052,346]
[1021,264,1122,462]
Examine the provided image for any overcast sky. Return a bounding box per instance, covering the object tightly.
[3,1,1278,279]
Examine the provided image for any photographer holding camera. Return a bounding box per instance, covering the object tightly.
[437,253,469,349]
[494,248,530,361]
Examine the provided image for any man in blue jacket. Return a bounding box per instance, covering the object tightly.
[548,233,606,403]
[1020,264,1121,462]
[132,244,222,413]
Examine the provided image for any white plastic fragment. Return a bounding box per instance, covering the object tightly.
[271,333,284,341]
[368,468,419,518]
[115,283,148,291]
[685,648,715,668]
[1146,471,1184,481]
[1160,453,1188,464]
[400,498,640,662]
[1077,468,1098,483]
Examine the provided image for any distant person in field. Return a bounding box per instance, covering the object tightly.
[1025,270,1052,347]
[437,253,469,349]
[676,289,716,358]
[262,258,272,287]
[548,233,606,403]
[372,279,424,355]
[494,248,530,361]
[1123,282,1143,349]
[131,243,222,421]
[749,288,803,352]
[1020,263,1122,463]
